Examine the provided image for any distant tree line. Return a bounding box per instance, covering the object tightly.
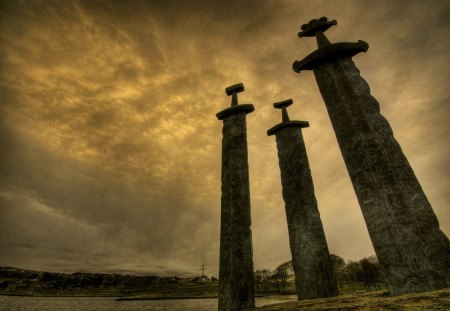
[1,254,384,296]
[255,261,294,294]
[331,255,384,293]
[255,254,384,295]
[0,267,215,293]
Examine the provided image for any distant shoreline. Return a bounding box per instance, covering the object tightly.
[0,293,272,300]
[115,294,275,301]
[116,296,218,301]
[1,293,121,298]
[0,293,219,300]
[0,266,221,300]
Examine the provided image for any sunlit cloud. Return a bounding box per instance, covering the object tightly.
[1,0,449,277]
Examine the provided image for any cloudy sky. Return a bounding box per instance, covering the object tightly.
[1,0,449,277]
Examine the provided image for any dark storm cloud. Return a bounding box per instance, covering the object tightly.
[1,0,449,276]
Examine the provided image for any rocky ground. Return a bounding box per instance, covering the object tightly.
[251,288,450,310]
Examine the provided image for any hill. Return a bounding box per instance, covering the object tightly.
[0,266,217,297]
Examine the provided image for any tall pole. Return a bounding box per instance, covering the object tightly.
[217,83,255,311]
[268,99,338,299]
[201,264,207,277]
[293,17,450,295]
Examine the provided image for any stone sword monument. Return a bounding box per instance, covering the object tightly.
[267,99,338,299]
[217,83,255,311]
[293,17,450,295]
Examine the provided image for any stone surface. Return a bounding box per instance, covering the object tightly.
[298,17,336,37]
[217,85,255,311]
[268,112,338,299]
[292,41,368,72]
[293,18,450,295]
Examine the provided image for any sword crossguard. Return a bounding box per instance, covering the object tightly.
[225,83,245,106]
[274,99,294,122]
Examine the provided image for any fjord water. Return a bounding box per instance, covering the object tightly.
[1,295,297,310]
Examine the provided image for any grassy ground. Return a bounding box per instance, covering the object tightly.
[250,288,450,310]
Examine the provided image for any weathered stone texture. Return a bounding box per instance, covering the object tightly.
[271,124,338,299]
[312,57,450,294]
[218,111,255,311]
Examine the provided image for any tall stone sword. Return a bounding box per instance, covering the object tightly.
[217,83,255,311]
[267,99,338,299]
[293,17,450,295]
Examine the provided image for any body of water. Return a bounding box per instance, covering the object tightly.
[0,295,297,311]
